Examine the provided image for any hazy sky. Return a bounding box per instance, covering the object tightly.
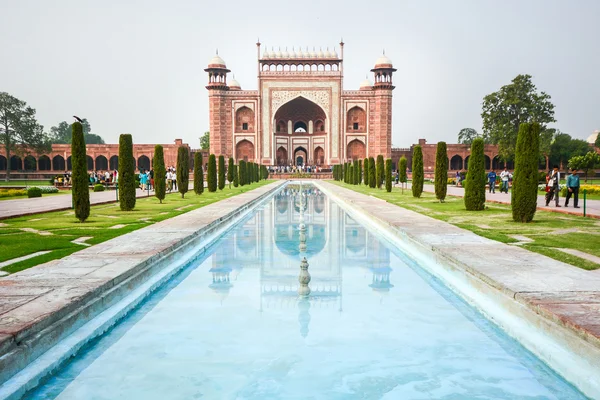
[1,0,599,147]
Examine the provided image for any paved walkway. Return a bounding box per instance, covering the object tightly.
[417,183,600,218]
[317,181,600,397]
[0,187,181,220]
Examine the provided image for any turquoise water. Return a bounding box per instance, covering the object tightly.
[26,186,586,399]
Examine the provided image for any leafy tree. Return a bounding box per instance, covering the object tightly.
[376,155,384,188]
[512,123,540,222]
[193,152,204,195]
[457,128,481,145]
[569,152,600,183]
[118,134,136,211]
[595,132,600,148]
[368,157,376,188]
[233,162,239,187]
[482,74,555,161]
[218,155,226,190]
[464,138,486,211]
[363,157,369,186]
[71,122,90,222]
[0,92,48,181]
[154,145,167,202]
[207,154,217,192]
[399,156,407,183]
[227,157,234,188]
[49,118,105,145]
[550,133,590,169]
[353,160,359,185]
[435,142,448,202]
[412,146,424,197]
[200,131,210,149]
[177,146,189,198]
[385,159,392,192]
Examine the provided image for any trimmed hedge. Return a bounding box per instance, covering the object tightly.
[368,157,376,188]
[72,122,90,221]
[385,158,392,192]
[239,160,246,186]
[207,154,217,192]
[227,157,234,188]
[177,146,189,198]
[93,184,105,192]
[464,138,486,211]
[376,155,384,188]
[412,146,424,197]
[512,123,540,222]
[118,134,136,211]
[353,160,359,185]
[193,152,203,195]
[233,162,239,187]
[218,155,226,190]
[435,141,448,202]
[154,145,167,202]
[27,187,42,198]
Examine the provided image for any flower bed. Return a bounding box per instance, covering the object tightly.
[0,189,27,198]
[25,186,59,194]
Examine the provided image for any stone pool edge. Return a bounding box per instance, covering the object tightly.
[315,180,600,399]
[0,181,285,397]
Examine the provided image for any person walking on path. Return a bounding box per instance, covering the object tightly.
[565,168,580,208]
[545,165,561,207]
[487,169,497,193]
[500,168,511,193]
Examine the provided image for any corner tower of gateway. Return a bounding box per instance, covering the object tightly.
[205,41,396,166]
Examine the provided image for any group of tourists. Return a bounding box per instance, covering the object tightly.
[485,168,513,194]
[137,166,178,192]
[545,166,580,208]
[89,170,118,185]
[270,165,324,174]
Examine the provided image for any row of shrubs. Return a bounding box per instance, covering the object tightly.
[537,184,600,196]
[332,155,396,193]
[0,189,27,198]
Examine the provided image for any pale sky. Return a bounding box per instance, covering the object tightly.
[1,0,598,148]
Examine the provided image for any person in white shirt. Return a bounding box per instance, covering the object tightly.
[545,166,561,207]
[500,168,512,193]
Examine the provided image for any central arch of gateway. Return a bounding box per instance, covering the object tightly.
[205,41,396,166]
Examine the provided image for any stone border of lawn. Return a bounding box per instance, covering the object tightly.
[316,181,600,399]
[0,181,285,398]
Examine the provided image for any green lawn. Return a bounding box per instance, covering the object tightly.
[332,181,600,271]
[0,181,272,274]
[0,180,53,186]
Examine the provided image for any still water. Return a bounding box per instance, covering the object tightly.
[26,185,585,399]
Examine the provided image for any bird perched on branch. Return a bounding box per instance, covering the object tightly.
[73,115,83,123]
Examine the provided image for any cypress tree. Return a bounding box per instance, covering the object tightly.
[369,157,376,188]
[239,160,246,186]
[358,159,363,184]
[399,156,408,184]
[193,152,204,195]
[154,145,167,202]
[385,158,392,192]
[233,163,239,187]
[412,145,424,198]
[218,155,225,190]
[227,157,234,188]
[353,160,359,185]
[118,134,136,211]
[71,122,90,222]
[248,162,253,184]
[435,141,448,202]
[207,154,217,192]
[464,138,486,210]
[363,158,369,186]
[254,162,259,182]
[376,155,384,188]
[512,123,540,222]
[177,146,189,198]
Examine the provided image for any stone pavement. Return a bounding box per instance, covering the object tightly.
[0,181,284,390]
[0,187,175,220]
[318,181,600,397]
[416,183,600,218]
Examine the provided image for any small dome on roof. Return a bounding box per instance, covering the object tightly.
[275,49,283,58]
[587,131,599,144]
[360,78,373,89]
[309,49,317,58]
[282,49,289,58]
[208,54,226,67]
[228,78,241,89]
[263,49,270,59]
[317,49,324,58]
[374,54,393,67]
[331,49,338,58]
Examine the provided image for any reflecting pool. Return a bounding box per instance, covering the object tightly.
[26,185,585,399]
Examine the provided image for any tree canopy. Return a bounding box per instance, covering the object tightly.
[481,74,555,161]
[0,92,48,180]
[569,152,600,182]
[49,118,105,144]
[595,132,600,148]
[549,132,590,169]
[457,128,483,145]
[200,131,210,149]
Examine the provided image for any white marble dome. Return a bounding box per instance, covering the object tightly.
[228,78,241,89]
[374,54,393,67]
[208,54,226,67]
[360,78,373,89]
[587,131,599,144]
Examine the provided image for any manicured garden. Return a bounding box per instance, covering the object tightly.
[0,181,272,274]
[331,180,600,271]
